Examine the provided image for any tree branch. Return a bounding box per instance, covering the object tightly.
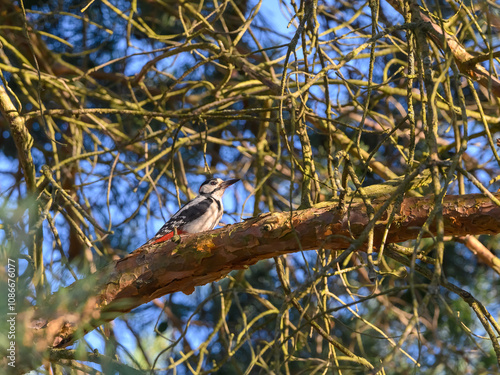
[29,193,500,352]
[0,83,36,192]
[385,0,500,98]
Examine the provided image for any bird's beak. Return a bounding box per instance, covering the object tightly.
[221,179,240,189]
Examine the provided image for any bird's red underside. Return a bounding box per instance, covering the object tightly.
[151,230,186,244]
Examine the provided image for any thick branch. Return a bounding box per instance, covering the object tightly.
[0,83,36,191]
[0,79,44,296]
[30,193,500,350]
[385,0,500,98]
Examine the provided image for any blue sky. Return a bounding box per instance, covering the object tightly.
[1,0,500,372]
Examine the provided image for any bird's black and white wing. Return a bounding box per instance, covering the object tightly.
[145,195,222,245]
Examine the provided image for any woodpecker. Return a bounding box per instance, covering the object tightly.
[145,178,239,245]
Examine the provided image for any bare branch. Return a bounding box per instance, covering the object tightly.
[30,193,500,349]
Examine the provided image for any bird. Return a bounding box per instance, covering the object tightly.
[145,177,240,245]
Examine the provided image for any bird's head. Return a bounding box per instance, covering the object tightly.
[199,178,239,198]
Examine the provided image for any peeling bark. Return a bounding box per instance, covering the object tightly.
[30,193,500,349]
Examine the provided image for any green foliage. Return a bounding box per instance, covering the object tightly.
[0,0,499,373]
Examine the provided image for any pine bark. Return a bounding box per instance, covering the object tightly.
[29,193,500,349]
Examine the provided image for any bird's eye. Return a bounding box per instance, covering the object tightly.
[211,181,217,185]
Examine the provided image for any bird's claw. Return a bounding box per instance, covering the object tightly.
[172,228,182,244]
